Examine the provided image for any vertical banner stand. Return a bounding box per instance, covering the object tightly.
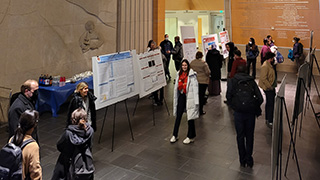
[98,100,134,152]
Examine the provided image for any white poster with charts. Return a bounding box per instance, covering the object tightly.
[137,49,167,98]
[180,26,197,62]
[219,31,230,59]
[92,50,139,110]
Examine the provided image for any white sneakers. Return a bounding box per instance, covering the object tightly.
[170,136,178,143]
[170,136,195,144]
[183,137,194,144]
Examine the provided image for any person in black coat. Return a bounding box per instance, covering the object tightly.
[52,108,94,179]
[67,82,97,131]
[160,34,174,79]
[226,65,263,168]
[245,37,259,79]
[226,42,237,78]
[206,46,223,96]
[171,36,184,72]
[8,80,39,140]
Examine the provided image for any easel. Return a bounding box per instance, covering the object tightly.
[284,76,320,180]
[132,90,170,126]
[281,97,302,180]
[307,48,320,98]
[98,99,134,152]
[296,75,320,138]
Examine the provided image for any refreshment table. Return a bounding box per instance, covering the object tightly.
[36,76,93,117]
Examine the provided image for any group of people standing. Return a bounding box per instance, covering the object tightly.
[4,33,305,178]
[225,35,304,168]
[6,80,96,179]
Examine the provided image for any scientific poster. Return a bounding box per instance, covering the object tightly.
[182,37,197,62]
[137,49,167,98]
[219,31,230,59]
[201,34,219,57]
[180,26,197,62]
[92,50,139,110]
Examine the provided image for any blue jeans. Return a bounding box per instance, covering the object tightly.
[234,112,256,165]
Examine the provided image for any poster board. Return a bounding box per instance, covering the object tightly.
[201,34,219,57]
[92,50,140,110]
[182,37,197,62]
[271,75,286,180]
[293,63,309,119]
[137,49,167,98]
[219,31,230,59]
[231,0,320,48]
[180,26,197,62]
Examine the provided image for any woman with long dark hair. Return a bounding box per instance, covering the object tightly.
[170,59,199,144]
[226,42,237,78]
[10,110,42,179]
[246,37,259,79]
[292,37,304,71]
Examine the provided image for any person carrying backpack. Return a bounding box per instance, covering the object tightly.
[0,110,42,179]
[52,108,94,180]
[226,65,263,168]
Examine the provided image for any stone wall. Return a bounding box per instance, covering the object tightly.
[0,0,117,92]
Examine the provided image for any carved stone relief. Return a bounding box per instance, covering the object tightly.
[79,20,104,53]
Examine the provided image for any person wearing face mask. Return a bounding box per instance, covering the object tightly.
[259,52,277,127]
[246,38,259,79]
[67,82,97,132]
[8,80,39,141]
[160,34,174,80]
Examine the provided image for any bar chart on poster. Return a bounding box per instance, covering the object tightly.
[231,0,320,48]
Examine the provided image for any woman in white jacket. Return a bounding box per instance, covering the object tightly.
[171,59,199,144]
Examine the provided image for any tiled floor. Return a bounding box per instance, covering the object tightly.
[1,71,320,180]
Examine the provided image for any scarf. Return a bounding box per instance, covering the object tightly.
[178,71,188,94]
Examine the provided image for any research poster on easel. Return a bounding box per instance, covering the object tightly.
[219,31,230,59]
[181,26,197,62]
[201,34,219,57]
[92,50,140,110]
[137,49,167,98]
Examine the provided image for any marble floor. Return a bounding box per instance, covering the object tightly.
[1,71,320,180]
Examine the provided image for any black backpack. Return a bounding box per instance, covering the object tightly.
[68,142,94,180]
[0,139,34,180]
[232,79,257,113]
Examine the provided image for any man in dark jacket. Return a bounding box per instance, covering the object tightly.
[8,80,39,139]
[226,65,263,168]
[171,36,184,72]
[160,34,173,79]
